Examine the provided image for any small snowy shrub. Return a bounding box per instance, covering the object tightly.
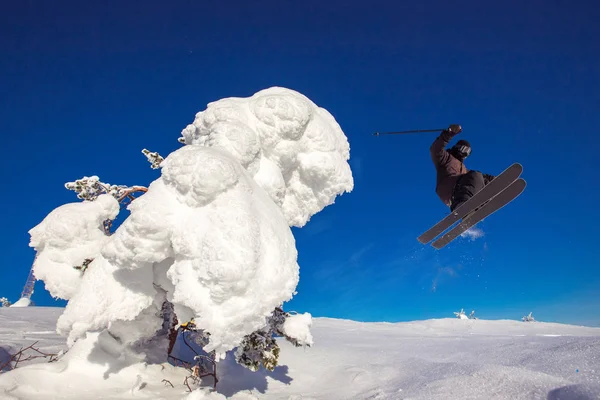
[522,312,536,322]
[454,308,468,320]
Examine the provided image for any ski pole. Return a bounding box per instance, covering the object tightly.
[373,128,446,136]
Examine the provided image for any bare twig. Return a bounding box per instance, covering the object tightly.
[0,342,59,373]
[194,358,218,390]
[182,330,199,357]
[162,379,174,388]
[117,187,148,203]
[182,331,218,389]
[184,375,198,392]
[167,355,192,370]
[167,328,218,390]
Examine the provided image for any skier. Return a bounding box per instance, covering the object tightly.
[430,124,494,212]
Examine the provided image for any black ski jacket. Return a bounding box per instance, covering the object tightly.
[430,130,467,206]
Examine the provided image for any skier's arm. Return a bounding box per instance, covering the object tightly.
[430,130,455,167]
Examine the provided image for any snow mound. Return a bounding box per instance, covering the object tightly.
[179,86,354,227]
[28,194,119,299]
[9,298,31,307]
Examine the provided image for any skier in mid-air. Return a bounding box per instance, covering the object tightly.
[430,124,494,212]
[373,123,524,247]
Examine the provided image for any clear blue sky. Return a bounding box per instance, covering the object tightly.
[1,0,599,326]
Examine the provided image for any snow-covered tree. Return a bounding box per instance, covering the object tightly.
[469,310,478,320]
[522,312,536,322]
[0,297,11,307]
[454,309,468,320]
[27,87,353,383]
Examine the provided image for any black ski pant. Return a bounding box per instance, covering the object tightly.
[450,171,485,212]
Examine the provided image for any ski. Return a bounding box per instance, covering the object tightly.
[417,163,522,244]
[431,178,526,249]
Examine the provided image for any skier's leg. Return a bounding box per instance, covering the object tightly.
[450,171,485,212]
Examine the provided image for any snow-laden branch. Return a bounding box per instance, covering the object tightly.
[142,149,164,169]
[65,176,147,202]
[235,307,313,372]
[28,194,120,300]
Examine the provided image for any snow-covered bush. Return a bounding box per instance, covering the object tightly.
[27,87,352,382]
[454,309,468,320]
[469,310,478,320]
[235,308,313,372]
[0,298,10,307]
[522,312,536,322]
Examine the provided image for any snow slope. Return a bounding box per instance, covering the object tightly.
[1,307,599,400]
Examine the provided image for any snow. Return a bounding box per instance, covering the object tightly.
[179,87,354,228]
[282,313,314,347]
[28,194,119,300]
[460,227,484,240]
[1,307,599,399]
[454,309,469,320]
[9,298,31,308]
[25,88,353,361]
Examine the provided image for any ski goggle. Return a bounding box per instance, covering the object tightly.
[456,145,471,157]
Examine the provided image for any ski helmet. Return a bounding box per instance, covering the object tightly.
[450,139,471,160]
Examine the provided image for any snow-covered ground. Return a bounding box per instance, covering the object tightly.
[1,307,599,400]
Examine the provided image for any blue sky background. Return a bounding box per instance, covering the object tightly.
[1,0,599,326]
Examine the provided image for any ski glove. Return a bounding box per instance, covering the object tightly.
[447,124,462,134]
[483,174,495,185]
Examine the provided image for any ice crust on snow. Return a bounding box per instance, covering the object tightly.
[29,87,352,359]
